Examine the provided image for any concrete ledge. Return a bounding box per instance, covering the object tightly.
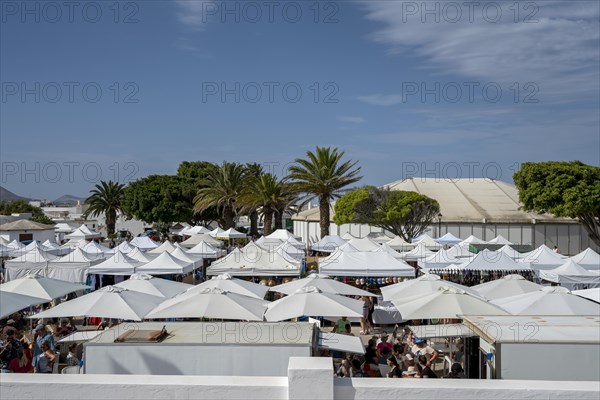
[335,377,600,400]
[0,374,288,400]
[288,357,333,400]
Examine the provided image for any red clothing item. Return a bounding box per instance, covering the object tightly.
[377,341,393,353]
[8,353,32,373]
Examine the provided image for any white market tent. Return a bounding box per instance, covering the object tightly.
[458,250,532,271]
[446,244,475,259]
[570,248,600,270]
[471,274,543,300]
[418,249,463,270]
[341,232,357,240]
[391,286,509,320]
[519,244,568,270]
[400,243,435,261]
[311,235,347,253]
[147,241,177,255]
[269,273,373,297]
[275,242,305,264]
[319,248,415,277]
[539,260,600,290]
[265,229,301,241]
[380,273,482,301]
[186,273,269,299]
[217,228,247,239]
[5,248,53,281]
[386,235,415,251]
[376,242,403,259]
[572,288,600,303]
[207,242,300,277]
[114,273,192,298]
[136,252,194,276]
[0,291,47,319]
[170,247,203,268]
[30,286,164,321]
[7,240,25,250]
[435,233,463,245]
[0,273,90,301]
[365,231,394,244]
[495,244,524,260]
[209,227,227,238]
[88,251,145,276]
[0,243,13,257]
[491,286,600,316]
[181,234,222,248]
[125,247,156,263]
[183,226,212,236]
[412,234,442,250]
[459,235,486,246]
[187,241,225,258]
[116,241,134,253]
[81,241,114,257]
[47,247,104,283]
[64,226,100,240]
[346,237,381,252]
[488,234,512,245]
[129,236,160,251]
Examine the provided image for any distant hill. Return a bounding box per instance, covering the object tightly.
[53,194,86,205]
[0,186,29,202]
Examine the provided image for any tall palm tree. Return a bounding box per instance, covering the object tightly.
[239,173,295,236]
[193,162,246,229]
[84,180,126,236]
[288,146,362,238]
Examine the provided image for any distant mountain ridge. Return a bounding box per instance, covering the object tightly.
[0,186,30,202]
[53,194,86,205]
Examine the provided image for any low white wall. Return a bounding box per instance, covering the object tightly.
[1,358,599,400]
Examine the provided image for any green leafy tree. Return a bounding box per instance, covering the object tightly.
[514,161,600,246]
[84,181,126,236]
[194,162,247,229]
[334,186,440,242]
[288,146,362,238]
[0,200,55,225]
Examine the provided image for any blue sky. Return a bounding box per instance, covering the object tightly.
[1,0,599,200]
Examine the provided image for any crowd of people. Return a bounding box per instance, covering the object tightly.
[333,322,465,379]
[0,313,80,374]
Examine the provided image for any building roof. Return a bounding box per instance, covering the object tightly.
[0,219,56,231]
[292,178,574,224]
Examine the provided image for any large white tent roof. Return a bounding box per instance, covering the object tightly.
[186,241,225,258]
[435,232,463,245]
[459,235,486,245]
[129,236,160,251]
[571,248,600,270]
[265,229,301,241]
[180,234,222,248]
[412,234,442,249]
[492,286,600,316]
[88,251,145,275]
[207,242,300,276]
[148,240,177,254]
[386,235,415,251]
[539,260,600,287]
[400,243,435,260]
[319,248,414,277]
[311,235,347,253]
[135,251,194,275]
[520,244,568,270]
[488,234,512,245]
[346,237,381,252]
[458,250,531,271]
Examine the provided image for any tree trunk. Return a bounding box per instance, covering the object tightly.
[263,209,273,236]
[319,195,330,238]
[106,210,116,236]
[250,210,259,237]
[579,213,600,247]
[274,209,284,230]
[222,205,235,229]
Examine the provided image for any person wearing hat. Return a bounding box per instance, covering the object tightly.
[411,337,438,369]
[32,324,55,368]
[444,362,465,379]
[0,328,22,367]
[376,333,393,356]
[402,365,418,378]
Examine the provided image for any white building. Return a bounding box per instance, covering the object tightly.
[293,178,597,255]
[0,219,56,243]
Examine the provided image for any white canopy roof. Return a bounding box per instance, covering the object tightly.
[376,242,403,259]
[81,241,114,257]
[346,237,381,252]
[492,286,600,316]
[341,232,357,240]
[386,235,415,251]
[311,235,347,253]
[217,228,247,239]
[471,274,543,300]
[125,247,156,263]
[412,234,442,250]
[114,273,193,298]
[129,236,160,251]
[170,247,203,268]
[136,251,194,275]
[186,273,269,299]
[495,244,524,259]
[52,247,104,264]
[269,273,373,297]
[88,251,145,275]
[418,249,463,269]
[207,242,300,277]
[435,233,463,245]
[6,240,25,250]
[183,226,212,235]
[64,226,100,239]
[0,273,90,301]
[8,247,53,263]
[319,248,415,277]
[0,291,47,319]
[147,241,177,254]
[458,250,531,271]
[459,235,486,245]
[265,229,301,241]
[115,241,134,253]
[446,244,475,258]
[209,227,227,238]
[571,248,600,270]
[380,273,482,301]
[186,241,225,258]
[488,234,512,245]
[180,234,222,248]
[519,244,568,270]
[400,243,436,260]
[572,288,600,303]
[539,260,600,288]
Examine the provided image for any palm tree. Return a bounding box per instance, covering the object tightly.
[193,162,246,229]
[84,180,126,236]
[288,146,362,238]
[239,173,295,236]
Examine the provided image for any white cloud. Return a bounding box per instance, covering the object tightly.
[337,116,366,123]
[359,0,600,102]
[175,0,210,30]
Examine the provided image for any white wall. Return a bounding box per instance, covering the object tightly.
[0,229,55,243]
[1,358,598,400]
